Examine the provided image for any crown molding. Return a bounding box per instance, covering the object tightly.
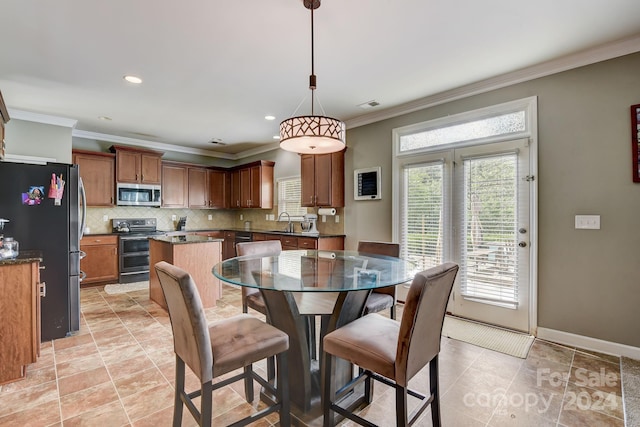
[346,34,640,129]
[72,129,237,160]
[7,108,77,128]
[234,141,281,159]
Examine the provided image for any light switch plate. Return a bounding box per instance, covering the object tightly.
[575,215,600,229]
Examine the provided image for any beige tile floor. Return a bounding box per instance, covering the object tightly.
[0,284,629,427]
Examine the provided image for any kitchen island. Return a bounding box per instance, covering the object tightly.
[0,251,43,384]
[149,235,223,309]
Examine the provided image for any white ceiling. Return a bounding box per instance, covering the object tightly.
[1,0,640,159]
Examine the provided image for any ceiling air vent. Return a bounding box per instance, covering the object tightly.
[357,100,380,110]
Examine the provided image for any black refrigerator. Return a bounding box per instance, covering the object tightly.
[0,161,84,341]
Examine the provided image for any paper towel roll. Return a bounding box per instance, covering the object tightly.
[318,208,336,216]
[318,251,337,259]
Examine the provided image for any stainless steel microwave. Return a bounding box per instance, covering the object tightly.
[116,183,161,207]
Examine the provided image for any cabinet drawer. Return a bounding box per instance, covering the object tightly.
[297,237,317,249]
[81,235,118,246]
[280,236,298,249]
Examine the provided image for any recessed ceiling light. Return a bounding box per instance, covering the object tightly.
[123,75,142,84]
[273,135,280,140]
[265,115,276,121]
[98,116,112,121]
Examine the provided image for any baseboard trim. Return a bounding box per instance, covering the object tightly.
[537,327,640,359]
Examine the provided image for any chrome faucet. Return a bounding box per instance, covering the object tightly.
[277,212,293,233]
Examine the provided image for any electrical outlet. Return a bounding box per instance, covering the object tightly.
[265,214,269,221]
[171,215,176,221]
[269,214,275,221]
[575,215,600,229]
[240,214,244,221]
[208,214,213,221]
[102,215,108,222]
[322,215,326,223]
[335,215,340,223]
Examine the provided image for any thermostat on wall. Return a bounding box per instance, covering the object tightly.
[354,167,381,200]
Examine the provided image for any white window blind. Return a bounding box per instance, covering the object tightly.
[401,162,444,273]
[278,177,307,220]
[459,154,519,307]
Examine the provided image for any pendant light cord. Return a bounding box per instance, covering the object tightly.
[309,5,316,115]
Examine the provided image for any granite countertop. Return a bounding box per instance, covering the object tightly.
[150,234,223,245]
[0,250,43,266]
[85,229,345,239]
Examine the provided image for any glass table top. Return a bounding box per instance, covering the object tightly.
[213,250,415,292]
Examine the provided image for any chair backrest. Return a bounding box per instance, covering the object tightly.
[395,262,458,386]
[357,241,400,258]
[236,240,283,257]
[154,261,213,383]
[236,241,283,297]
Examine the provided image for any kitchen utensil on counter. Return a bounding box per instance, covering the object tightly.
[0,237,19,259]
[302,214,319,234]
[300,221,311,232]
[176,216,187,231]
[0,218,8,230]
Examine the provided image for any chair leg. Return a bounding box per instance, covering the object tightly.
[266,356,276,382]
[430,355,441,427]
[200,381,213,427]
[244,365,254,403]
[308,315,317,360]
[395,385,409,427]
[277,350,291,427]
[322,352,336,427]
[390,304,397,320]
[173,356,185,427]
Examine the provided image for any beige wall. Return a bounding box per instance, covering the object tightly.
[5,119,73,163]
[344,52,640,348]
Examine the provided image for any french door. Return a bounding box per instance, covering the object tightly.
[398,139,532,332]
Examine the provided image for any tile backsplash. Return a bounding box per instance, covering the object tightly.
[84,206,344,235]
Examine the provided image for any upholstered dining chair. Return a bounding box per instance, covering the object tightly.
[236,240,318,361]
[154,261,290,427]
[235,240,282,315]
[321,262,459,427]
[357,240,401,319]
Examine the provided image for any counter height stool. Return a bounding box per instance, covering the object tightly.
[155,261,290,427]
[322,262,459,427]
[358,241,401,319]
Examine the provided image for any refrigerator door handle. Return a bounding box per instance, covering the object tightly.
[79,177,87,240]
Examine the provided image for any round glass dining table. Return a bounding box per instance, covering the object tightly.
[213,249,415,419]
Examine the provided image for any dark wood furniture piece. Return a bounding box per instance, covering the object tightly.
[149,235,222,309]
[322,263,458,427]
[155,261,290,427]
[72,150,115,206]
[80,234,118,285]
[301,150,345,207]
[0,257,43,384]
[213,250,414,421]
[0,90,8,160]
[229,160,275,208]
[161,162,189,208]
[110,144,163,185]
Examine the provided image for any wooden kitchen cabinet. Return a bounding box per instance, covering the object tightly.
[229,161,275,208]
[301,149,345,207]
[208,169,229,208]
[72,150,115,206]
[111,145,163,185]
[188,167,208,208]
[0,90,8,160]
[161,162,188,208]
[222,231,236,259]
[80,235,119,285]
[0,260,42,384]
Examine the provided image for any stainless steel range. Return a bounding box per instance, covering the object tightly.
[112,218,163,283]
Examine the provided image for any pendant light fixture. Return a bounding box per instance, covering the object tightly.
[279,0,346,154]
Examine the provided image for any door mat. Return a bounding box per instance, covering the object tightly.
[103,281,149,295]
[442,315,534,358]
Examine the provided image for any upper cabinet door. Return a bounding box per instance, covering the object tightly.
[140,154,162,184]
[111,145,163,184]
[300,150,345,207]
[188,167,208,208]
[161,163,188,208]
[73,150,115,207]
[208,169,229,209]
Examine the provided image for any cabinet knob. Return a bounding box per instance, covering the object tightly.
[39,265,46,270]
